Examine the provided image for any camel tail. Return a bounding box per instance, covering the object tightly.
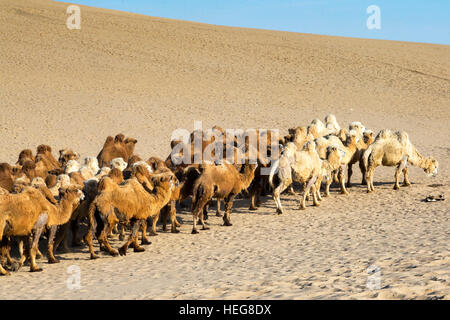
[268,158,280,188]
[191,183,203,211]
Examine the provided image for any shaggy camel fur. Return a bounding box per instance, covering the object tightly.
[16,149,35,166]
[36,145,60,171]
[315,146,346,199]
[269,141,322,213]
[0,186,83,274]
[313,131,359,195]
[191,161,257,233]
[58,149,80,167]
[84,174,174,259]
[347,130,375,187]
[110,158,128,172]
[363,129,439,192]
[97,134,137,168]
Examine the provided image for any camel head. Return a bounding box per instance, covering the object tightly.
[30,177,46,189]
[325,114,341,134]
[423,157,438,177]
[56,174,72,189]
[22,160,37,180]
[326,146,346,164]
[59,186,85,204]
[346,130,359,147]
[124,137,138,146]
[59,149,80,166]
[37,144,52,155]
[152,174,175,193]
[363,130,375,145]
[349,121,366,137]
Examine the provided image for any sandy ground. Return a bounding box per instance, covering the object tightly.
[0,0,449,299]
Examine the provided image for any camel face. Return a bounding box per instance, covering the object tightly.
[424,158,438,176]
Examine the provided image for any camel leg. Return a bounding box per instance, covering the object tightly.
[249,181,258,211]
[84,207,100,259]
[1,237,15,267]
[287,185,296,195]
[301,176,317,210]
[315,177,323,201]
[47,225,60,264]
[161,205,169,231]
[403,167,411,186]
[311,184,320,207]
[339,165,349,195]
[150,213,160,237]
[119,220,143,256]
[359,158,367,185]
[140,220,152,245]
[199,208,210,231]
[118,223,126,241]
[273,180,290,215]
[53,223,70,253]
[30,223,46,273]
[169,201,180,233]
[394,157,408,190]
[346,163,353,188]
[223,194,236,226]
[97,224,119,257]
[216,199,222,216]
[192,207,201,234]
[325,177,332,197]
[71,219,83,247]
[0,221,10,275]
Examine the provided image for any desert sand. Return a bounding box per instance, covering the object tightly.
[0,0,449,299]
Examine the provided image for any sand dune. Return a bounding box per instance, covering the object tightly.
[0,0,449,299]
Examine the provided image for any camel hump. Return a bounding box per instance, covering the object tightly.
[114,134,125,144]
[376,129,393,140]
[395,131,409,145]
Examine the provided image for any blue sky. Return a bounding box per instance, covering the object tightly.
[60,0,450,45]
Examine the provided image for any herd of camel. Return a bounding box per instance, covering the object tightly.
[0,114,439,275]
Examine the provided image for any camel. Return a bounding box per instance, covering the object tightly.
[110,158,128,172]
[191,160,257,233]
[84,174,174,259]
[315,146,346,198]
[35,145,60,171]
[0,186,83,274]
[347,130,375,187]
[97,134,137,168]
[16,149,35,166]
[313,130,359,195]
[58,149,80,167]
[363,129,438,192]
[269,141,322,213]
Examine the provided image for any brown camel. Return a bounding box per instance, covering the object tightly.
[97,134,138,168]
[0,186,83,275]
[191,161,257,233]
[84,174,174,259]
